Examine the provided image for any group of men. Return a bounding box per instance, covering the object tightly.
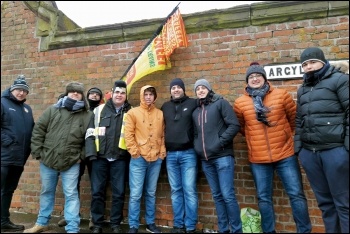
[1,47,349,234]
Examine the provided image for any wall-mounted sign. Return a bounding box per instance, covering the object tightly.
[264,60,348,80]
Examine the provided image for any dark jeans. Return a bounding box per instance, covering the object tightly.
[78,159,92,198]
[299,147,349,233]
[1,165,24,225]
[90,158,127,228]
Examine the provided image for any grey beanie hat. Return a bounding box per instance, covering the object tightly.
[245,62,267,83]
[194,79,212,92]
[10,75,29,93]
[300,47,327,65]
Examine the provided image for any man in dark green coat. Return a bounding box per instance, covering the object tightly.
[24,82,92,234]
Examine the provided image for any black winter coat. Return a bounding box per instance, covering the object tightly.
[295,63,349,153]
[85,99,131,160]
[192,93,240,161]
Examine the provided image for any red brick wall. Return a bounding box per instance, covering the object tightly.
[1,1,349,233]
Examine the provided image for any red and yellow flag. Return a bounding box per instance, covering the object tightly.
[122,9,188,94]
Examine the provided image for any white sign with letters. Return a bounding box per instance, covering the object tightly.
[264,60,348,80]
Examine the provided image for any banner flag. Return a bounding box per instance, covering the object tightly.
[121,6,188,94]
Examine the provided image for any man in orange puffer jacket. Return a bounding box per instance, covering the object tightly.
[234,62,312,233]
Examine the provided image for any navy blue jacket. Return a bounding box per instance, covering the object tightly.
[1,89,34,166]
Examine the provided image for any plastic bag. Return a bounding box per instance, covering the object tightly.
[240,207,263,233]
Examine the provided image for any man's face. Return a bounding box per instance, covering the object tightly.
[67,91,83,101]
[247,73,265,89]
[195,85,209,99]
[112,87,126,107]
[88,92,101,101]
[302,60,324,73]
[144,90,155,106]
[170,85,184,99]
[11,88,28,101]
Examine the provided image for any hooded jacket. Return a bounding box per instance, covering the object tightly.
[192,92,240,161]
[161,95,197,151]
[234,82,296,163]
[1,88,34,166]
[124,85,166,161]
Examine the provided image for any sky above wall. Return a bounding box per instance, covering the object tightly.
[56,1,263,28]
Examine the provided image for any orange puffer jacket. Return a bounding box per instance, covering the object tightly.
[233,83,296,163]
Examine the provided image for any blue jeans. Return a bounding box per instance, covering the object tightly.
[128,157,162,229]
[250,155,312,233]
[299,147,349,233]
[166,149,198,231]
[90,158,126,228]
[36,163,80,233]
[201,156,242,233]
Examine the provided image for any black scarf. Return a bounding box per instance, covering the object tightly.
[246,83,271,126]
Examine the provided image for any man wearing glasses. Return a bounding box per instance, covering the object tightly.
[234,62,312,233]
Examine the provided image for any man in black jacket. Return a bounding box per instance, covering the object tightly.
[295,47,349,233]
[1,75,34,232]
[161,78,198,233]
[85,81,131,233]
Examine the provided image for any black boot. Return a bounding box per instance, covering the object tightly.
[1,221,25,232]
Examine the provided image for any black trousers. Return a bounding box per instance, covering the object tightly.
[1,165,24,225]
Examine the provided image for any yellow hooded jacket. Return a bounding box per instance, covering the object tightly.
[124,85,166,161]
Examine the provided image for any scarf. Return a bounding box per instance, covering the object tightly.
[88,99,100,111]
[55,96,85,111]
[246,83,271,126]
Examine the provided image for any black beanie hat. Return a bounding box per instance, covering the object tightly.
[245,62,267,83]
[87,87,103,99]
[113,80,127,92]
[300,47,327,65]
[10,75,29,93]
[169,78,185,92]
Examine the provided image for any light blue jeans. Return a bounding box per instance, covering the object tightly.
[250,155,312,233]
[166,149,198,231]
[36,163,80,233]
[128,157,162,229]
[201,156,242,233]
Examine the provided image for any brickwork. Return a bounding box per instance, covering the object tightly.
[1,1,349,233]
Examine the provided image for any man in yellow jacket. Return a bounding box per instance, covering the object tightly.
[124,85,166,233]
[234,62,312,233]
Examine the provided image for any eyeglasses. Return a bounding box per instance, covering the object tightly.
[248,74,263,80]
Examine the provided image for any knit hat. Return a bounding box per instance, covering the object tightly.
[245,62,267,83]
[300,47,327,65]
[10,75,29,93]
[87,87,103,98]
[113,80,127,93]
[170,78,185,92]
[194,79,212,92]
[65,82,85,95]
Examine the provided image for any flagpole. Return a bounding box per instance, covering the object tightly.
[120,2,181,80]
